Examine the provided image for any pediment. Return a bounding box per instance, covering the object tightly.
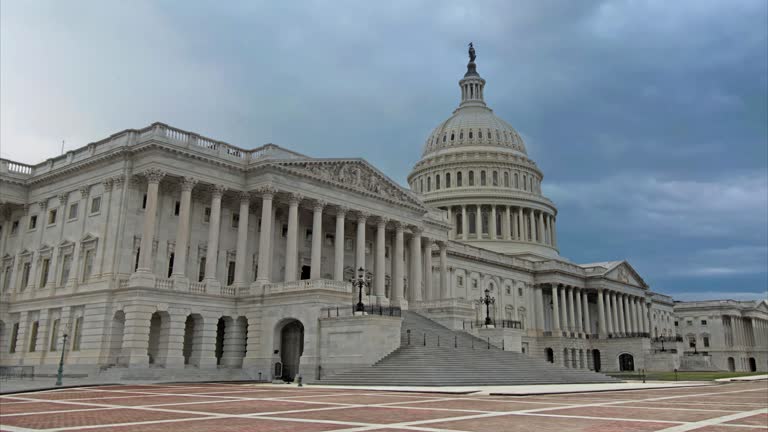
[272,159,425,210]
[80,233,98,243]
[605,261,647,288]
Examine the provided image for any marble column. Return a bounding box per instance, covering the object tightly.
[624,295,634,334]
[284,193,302,282]
[137,169,165,273]
[476,206,483,238]
[355,212,368,274]
[374,217,387,304]
[528,209,535,242]
[560,286,569,334]
[567,286,576,332]
[423,238,433,300]
[605,290,615,337]
[503,206,512,240]
[617,294,626,336]
[392,222,406,308]
[461,205,468,241]
[517,207,524,240]
[535,285,545,331]
[538,211,545,244]
[310,201,325,280]
[551,284,561,333]
[410,227,423,302]
[67,185,91,287]
[233,192,251,287]
[575,287,583,333]
[489,205,497,240]
[333,207,347,281]
[439,241,448,300]
[171,177,197,283]
[582,289,591,335]
[203,184,226,288]
[256,186,276,282]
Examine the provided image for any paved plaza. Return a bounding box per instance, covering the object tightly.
[0,381,766,431]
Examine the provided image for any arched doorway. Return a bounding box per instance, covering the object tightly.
[545,347,554,363]
[108,311,125,366]
[182,314,203,366]
[147,311,170,366]
[748,357,757,372]
[619,353,635,371]
[278,320,304,381]
[727,357,735,372]
[0,320,6,354]
[215,317,232,366]
[592,350,602,372]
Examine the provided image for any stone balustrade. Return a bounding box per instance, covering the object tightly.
[265,279,353,295]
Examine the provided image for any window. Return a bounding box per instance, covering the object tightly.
[83,249,95,281]
[325,234,335,246]
[68,203,79,220]
[305,229,312,244]
[198,257,206,282]
[468,171,474,186]
[90,196,101,214]
[9,322,19,353]
[48,209,57,225]
[450,132,454,141]
[72,317,83,351]
[167,253,174,277]
[11,220,19,235]
[427,177,431,192]
[688,337,696,348]
[518,287,524,296]
[478,130,482,139]
[435,175,440,190]
[49,319,60,351]
[28,321,39,352]
[20,262,31,288]
[203,207,211,223]
[28,215,38,230]
[675,321,678,326]
[469,130,473,139]
[457,276,464,286]
[419,179,423,192]
[480,171,487,186]
[40,258,50,287]
[506,286,511,295]
[141,194,148,209]
[2,266,12,291]
[457,172,462,187]
[281,224,288,237]
[134,248,140,271]
[504,172,509,187]
[174,201,180,216]
[701,320,707,325]
[446,173,451,188]
[686,320,693,326]
[60,254,72,285]
[703,336,710,347]
[227,261,236,285]
[492,171,498,186]
[232,212,240,228]
[472,279,478,289]
[456,213,463,234]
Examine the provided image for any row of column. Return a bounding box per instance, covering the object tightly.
[448,205,556,247]
[728,316,762,348]
[134,171,451,305]
[596,289,650,338]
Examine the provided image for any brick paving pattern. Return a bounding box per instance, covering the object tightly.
[0,381,765,431]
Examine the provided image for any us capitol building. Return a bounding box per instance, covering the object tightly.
[1,48,765,383]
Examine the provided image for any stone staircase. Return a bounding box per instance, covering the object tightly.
[320,311,619,386]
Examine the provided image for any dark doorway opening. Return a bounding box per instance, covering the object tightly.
[300,265,311,280]
[545,347,554,363]
[619,353,635,371]
[280,320,304,381]
[592,349,602,372]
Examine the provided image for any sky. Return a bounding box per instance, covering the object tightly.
[1,0,766,301]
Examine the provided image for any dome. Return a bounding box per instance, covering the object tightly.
[422,106,527,157]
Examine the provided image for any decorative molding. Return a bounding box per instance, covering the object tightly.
[288,192,303,205]
[102,177,114,192]
[79,185,91,198]
[210,184,227,198]
[257,184,278,199]
[313,200,327,212]
[180,177,198,192]
[143,168,166,184]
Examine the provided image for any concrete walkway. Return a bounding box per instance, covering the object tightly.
[715,374,768,382]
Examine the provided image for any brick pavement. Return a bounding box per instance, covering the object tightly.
[0,381,765,431]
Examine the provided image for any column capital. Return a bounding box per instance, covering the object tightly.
[38,201,48,211]
[376,216,389,227]
[393,220,405,232]
[257,184,278,199]
[423,237,433,246]
[336,205,349,217]
[180,177,199,192]
[143,168,166,184]
[112,174,127,189]
[102,177,114,192]
[356,211,370,223]
[410,225,423,235]
[313,200,327,212]
[237,191,251,204]
[288,192,304,205]
[437,240,448,250]
[79,184,91,198]
[209,184,227,198]
[57,193,69,206]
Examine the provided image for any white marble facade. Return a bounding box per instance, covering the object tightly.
[0,54,765,378]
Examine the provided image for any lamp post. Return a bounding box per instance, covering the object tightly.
[55,324,71,387]
[477,288,496,326]
[351,267,370,313]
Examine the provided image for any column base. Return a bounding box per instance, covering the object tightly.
[171,275,189,291]
[128,271,155,288]
[391,298,408,310]
[204,278,221,291]
[374,296,390,306]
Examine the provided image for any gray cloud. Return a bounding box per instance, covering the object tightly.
[2,0,766,300]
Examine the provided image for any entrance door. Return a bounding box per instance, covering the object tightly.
[748,357,757,372]
[619,353,635,371]
[592,350,602,372]
[280,321,304,381]
[300,265,311,280]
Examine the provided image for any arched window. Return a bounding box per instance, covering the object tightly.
[427,177,431,192]
[522,175,527,191]
[445,173,451,188]
[456,212,463,234]
[478,130,482,139]
[435,175,441,190]
[420,179,424,193]
[504,172,509,187]
[481,211,489,234]
[492,171,498,186]
[469,130,473,139]
[460,130,464,140]
[619,353,635,372]
[442,134,446,143]
[457,172,463,187]
[514,173,519,188]
[468,171,475,186]
[496,212,502,236]
[450,133,455,141]
[480,171,487,186]
[468,211,476,234]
